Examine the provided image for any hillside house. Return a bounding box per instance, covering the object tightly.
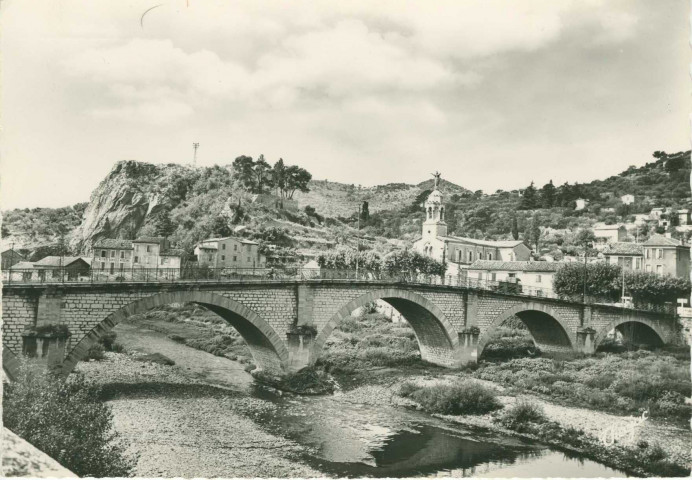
[593,224,627,245]
[677,209,690,226]
[642,235,690,278]
[602,243,643,271]
[467,260,561,295]
[575,198,588,210]
[620,194,635,205]
[195,236,266,270]
[1,248,25,270]
[649,208,665,220]
[412,176,530,278]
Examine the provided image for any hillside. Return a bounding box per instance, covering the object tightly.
[2,150,689,258]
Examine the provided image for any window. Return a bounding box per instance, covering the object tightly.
[208,255,213,262]
[645,264,652,272]
[120,251,124,259]
[635,258,642,270]
[478,272,483,280]
[645,249,650,259]
[536,275,542,283]
[488,253,492,260]
[233,256,237,261]
[491,273,496,281]
[656,249,662,259]
[101,262,105,269]
[656,265,663,274]
[468,251,473,262]
[508,273,517,279]
[134,256,139,263]
[222,244,226,250]
[456,251,461,262]
[161,257,167,265]
[221,255,225,261]
[101,250,106,258]
[147,245,151,253]
[110,250,116,258]
[247,256,251,262]
[234,244,237,251]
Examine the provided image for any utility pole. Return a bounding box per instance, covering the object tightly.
[9,241,14,284]
[192,142,200,167]
[582,242,590,304]
[356,204,361,279]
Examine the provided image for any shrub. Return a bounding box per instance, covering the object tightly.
[398,381,419,397]
[3,364,136,477]
[167,334,187,344]
[500,400,547,431]
[84,343,106,361]
[99,331,118,351]
[403,381,502,415]
[253,366,334,394]
[110,342,126,353]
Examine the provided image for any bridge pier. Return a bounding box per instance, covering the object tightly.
[575,327,597,355]
[455,328,479,365]
[286,330,314,372]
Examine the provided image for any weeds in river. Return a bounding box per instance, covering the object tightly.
[499,400,546,432]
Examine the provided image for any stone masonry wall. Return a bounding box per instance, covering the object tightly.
[2,292,39,356]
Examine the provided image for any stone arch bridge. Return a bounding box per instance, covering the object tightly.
[2,280,679,380]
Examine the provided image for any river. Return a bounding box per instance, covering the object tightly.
[93,323,627,478]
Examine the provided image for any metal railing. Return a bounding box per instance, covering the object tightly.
[1,266,675,315]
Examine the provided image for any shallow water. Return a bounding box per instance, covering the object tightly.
[113,323,627,478]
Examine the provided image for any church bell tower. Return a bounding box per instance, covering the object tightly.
[422,172,447,241]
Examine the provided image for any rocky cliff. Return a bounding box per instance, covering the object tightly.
[71,161,180,251]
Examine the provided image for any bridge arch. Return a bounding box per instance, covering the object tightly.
[594,318,666,350]
[61,291,289,376]
[478,303,575,357]
[310,288,460,368]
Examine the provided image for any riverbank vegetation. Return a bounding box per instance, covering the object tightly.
[398,380,501,415]
[3,363,136,477]
[474,347,691,425]
[494,399,688,477]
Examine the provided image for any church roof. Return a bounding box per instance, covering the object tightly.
[438,236,525,248]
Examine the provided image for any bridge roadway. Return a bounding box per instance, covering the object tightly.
[1,277,679,380]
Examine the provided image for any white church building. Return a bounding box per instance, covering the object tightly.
[413,174,530,278]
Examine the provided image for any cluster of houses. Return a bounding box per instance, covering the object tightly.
[413,180,691,298]
[2,235,267,282]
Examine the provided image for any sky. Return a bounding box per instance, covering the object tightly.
[1,0,689,209]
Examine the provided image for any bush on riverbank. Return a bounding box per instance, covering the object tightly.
[134,353,175,366]
[474,349,691,424]
[85,343,106,361]
[398,380,502,415]
[499,400,546,431]
[3,363,136,477]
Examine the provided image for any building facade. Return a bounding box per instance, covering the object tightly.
[466,260,561,295]
[195,237,266,269]
[620,194,635,205]
[593,224,628,245]
[602,243,644,271]
[412,176,530,275]
[91,239,134,273]
[641,235,690,278]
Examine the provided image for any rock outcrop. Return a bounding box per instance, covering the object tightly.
[70,161,182,252]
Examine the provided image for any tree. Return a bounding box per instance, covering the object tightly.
[553,262,621,301]
[511,216,519,240]
[523,214,541,252]
[3,364,136,477]
[360,201,370,223]
[540,180,556,208]
[153,209,175,241]
[272,159,286,199]
[573,228,596,250]
[622,271,691,306]
[232,155,256,192]
[283,165,312,199]
[211,215,232,237]
[519,182,539,210]
[254,154,273,194]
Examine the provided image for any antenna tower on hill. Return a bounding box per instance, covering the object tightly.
[192,142,200,167]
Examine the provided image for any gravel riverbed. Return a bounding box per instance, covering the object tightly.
[76,353,321,478]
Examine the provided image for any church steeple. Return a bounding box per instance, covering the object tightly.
[422,172,447,240]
